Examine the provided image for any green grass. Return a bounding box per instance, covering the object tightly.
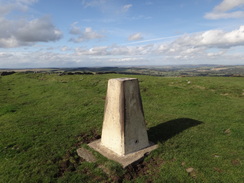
[0,73,243,182]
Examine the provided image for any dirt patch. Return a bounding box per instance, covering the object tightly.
[231,159,241,166]
[213,167,224,173]
[54,130,163,182]
[75,129,101,146]
[120,157,164,182]
[54,130,101,178]
[54,149,81,178]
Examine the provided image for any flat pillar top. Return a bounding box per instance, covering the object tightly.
[110,78,137,82]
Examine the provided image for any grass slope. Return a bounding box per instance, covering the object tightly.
[0,73,243,182]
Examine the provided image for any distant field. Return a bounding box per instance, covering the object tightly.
[0,73,243,182]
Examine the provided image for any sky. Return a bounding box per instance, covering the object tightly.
[0,0,244,68]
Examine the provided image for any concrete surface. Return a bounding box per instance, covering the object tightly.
[101,78,150,156]
[77,147,97,162]
[88,139,158,168]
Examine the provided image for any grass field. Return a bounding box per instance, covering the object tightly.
[0,73,243,182]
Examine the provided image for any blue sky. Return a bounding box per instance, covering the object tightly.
[0,0,244,68]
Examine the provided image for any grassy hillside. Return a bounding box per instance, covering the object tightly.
[0,73,243,182]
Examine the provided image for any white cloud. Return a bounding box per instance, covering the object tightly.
[0,3,14,16]
[213,0,244,12]
[205,0,244,19]
[0,0,62,48]
[69,26,104,43]
[0,0,38,16]
[75,44,153,56]
[0,16,62,48]
[0,50,88,68]
[76,46,109,55]
[148,26,244,63]
[15,0,38,5]
[122,4,132,12]
[205,11,244,19]
[107,57,145,65]
[69,23,82,35]
[0,52,13,58]
[128,33,143,41]
[174,25,244,49]
[60,46,70,52]
[207,51,225,57]
[17,17,62,42]
[82,0,132,15]
[16,0,38,4]
[82,0,107,8]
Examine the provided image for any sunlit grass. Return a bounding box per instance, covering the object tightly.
[0,73,243,182]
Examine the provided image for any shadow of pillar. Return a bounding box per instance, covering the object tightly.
[148,118,203,143]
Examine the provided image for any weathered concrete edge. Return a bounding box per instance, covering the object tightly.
[77,147,97,163]
[88,139,158,168]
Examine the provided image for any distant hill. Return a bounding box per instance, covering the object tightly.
[1,65,244,77]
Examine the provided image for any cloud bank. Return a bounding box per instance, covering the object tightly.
[2,26,243,68]
[73,25,244,65]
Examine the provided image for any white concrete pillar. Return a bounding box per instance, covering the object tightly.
[101,78,150,156]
